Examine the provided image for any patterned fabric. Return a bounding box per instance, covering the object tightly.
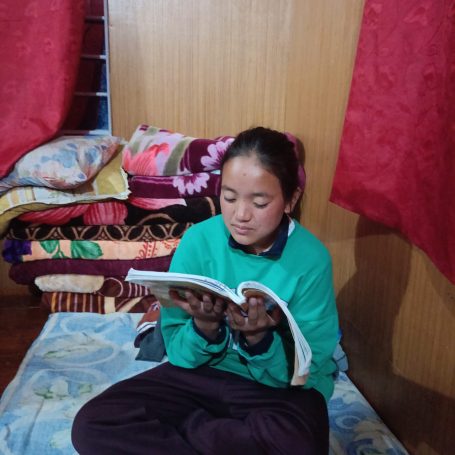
[0,135,121,195]
[98,276,150,298]
[34,275,150,297]
[35,274,105,293]
[0,0,85,178]
[9,256,173,285]
[16,200,130,226]
[122,124,235,176]
[40,293,159,314]
[129,172,221,198]
[14,197,187,226]
[6,222,193,242]
[3,239,180,263]
[0,148,129,237]
[0,313,409,454]
[122,125,306,190]
[7,196,220,228]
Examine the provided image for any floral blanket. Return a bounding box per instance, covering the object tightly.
[121,124,306,192]
[122,124,234,176]
[0,313,408,455]
[3,239,180,263]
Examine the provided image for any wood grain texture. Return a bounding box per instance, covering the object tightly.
[108,0,293,137]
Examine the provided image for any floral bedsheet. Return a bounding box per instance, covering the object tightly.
[0,313,408,455]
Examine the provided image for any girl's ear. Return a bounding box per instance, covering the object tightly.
[285,188,302,214]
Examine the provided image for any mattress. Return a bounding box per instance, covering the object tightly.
[0,313,408,455]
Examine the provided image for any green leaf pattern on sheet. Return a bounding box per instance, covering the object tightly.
[34,379,70,400]
[78,383,93,395]
[70,240,102,259]
[40,240,60,254]
[39,239,103,259]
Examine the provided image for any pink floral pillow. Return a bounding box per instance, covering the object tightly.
[122,124,234,176]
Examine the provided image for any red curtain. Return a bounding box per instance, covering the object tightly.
[331,0,455,283]
[0,0,85,178]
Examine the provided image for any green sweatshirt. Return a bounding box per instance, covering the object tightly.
[160,215,339,401]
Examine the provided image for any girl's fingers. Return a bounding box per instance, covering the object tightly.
[168,290,181,302]
[213,297,226,315]
[247,297,259,324]
[245,297,268,328]
[169,290,226,323]
[227,298,277,331]
[168,290,191,313]
[227,304,245,327]
[185,290,204,312]
[226,306,236,327]
[201,293,214,313]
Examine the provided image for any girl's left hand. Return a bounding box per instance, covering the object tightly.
[226,296,281,346]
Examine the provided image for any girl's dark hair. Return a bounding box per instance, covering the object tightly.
[221,127,299,202]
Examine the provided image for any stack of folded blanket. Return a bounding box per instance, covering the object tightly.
[3,125,305,328]
[2,125,241,318]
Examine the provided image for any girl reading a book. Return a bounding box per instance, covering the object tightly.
[72,127,339,454]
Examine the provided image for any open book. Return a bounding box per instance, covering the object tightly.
[126,268,311,385]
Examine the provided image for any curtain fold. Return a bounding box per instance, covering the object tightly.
[330,0,455,283]
[0,0,85,178]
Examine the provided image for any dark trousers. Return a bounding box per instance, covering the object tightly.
[71,362,328,455]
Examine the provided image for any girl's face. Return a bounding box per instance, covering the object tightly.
[220,154,295,254]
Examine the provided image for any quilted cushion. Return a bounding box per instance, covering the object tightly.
[0,135,121,195]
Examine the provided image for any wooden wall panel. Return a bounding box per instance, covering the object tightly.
[108,0,296,137]
[332,218,455,454]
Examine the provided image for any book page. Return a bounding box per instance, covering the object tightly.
[126,269,312,380]
[125,269,243,306]
[155,281,241,307]
[237,280,312,378]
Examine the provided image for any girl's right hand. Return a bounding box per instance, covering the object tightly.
[168,289,227,339]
